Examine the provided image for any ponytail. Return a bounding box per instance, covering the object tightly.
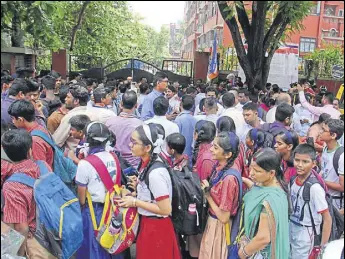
[192,120,216,165]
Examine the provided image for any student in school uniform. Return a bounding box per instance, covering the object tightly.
[118,124,181,259]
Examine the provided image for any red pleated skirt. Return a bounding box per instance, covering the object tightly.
[136,216,181,259]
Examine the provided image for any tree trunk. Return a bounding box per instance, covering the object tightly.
[11,10,23,47]
[70,1,91,51]
[217,1,292,92]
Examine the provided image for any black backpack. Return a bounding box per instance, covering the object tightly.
[333,146,344,176]
[145,156,207,236]
[290,175,344,245]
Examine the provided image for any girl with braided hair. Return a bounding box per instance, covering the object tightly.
[274,130,300,182]
[216,116,247,178]
[118,124,181,259]
[192,120,216,180]
[199,132,242,259]
[244,128,274,176]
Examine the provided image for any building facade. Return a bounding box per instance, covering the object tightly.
[182,1,344,80]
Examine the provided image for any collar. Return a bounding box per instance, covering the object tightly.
[119,112,137,118]
[199,143,213,153]
[140,158,150,171]
[152,89,163,96]
[206,114,218,119]
[92,103,107,108]
[179,110,192,116]
[58,107,68,115]
[174,154,189,167]
[152,115,166,120]
[71,106,87,112]
[26,122,40,133]
[215,162,226,172]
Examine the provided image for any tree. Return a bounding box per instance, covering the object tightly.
[1,1,170,71]
[217,1,311,90]
[305,43,344,79]
[1,1,65,49]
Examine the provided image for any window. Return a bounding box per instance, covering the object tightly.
[300,38,316,53]
[339,9,344,17]
[310,4,318,15]
[329,29,338,38]
[324,5,336,16]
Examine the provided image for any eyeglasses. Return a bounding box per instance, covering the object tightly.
[320,128,331,134]
[130,138,144,146]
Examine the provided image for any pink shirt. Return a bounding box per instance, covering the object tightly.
[299,92,341,120]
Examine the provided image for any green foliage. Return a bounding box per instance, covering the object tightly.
[305,43,344,78]
[1,1,170,70]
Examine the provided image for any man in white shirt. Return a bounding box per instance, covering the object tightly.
[194,86,224,116]
[86,86,116,121]
[240,102,265,143]
[194,84,206,114]
[266,93,292,123]
[229,89,243,112]
[53,85,113,151]
[220,92,246,137]
[146,96,179,138]
[195,97,219,126]
[166,85,180,114]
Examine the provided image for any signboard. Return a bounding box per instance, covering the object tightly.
[238,43,299,89]
[332,64,344,79]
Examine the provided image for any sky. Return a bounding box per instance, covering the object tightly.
[128,1,185,31]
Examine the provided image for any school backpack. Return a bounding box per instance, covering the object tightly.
[31,130,77,192]
[85,152,139,255]
[290,173,344,245]
[145,156,207,236]
[6,160,83,259]
[333,146,344,176]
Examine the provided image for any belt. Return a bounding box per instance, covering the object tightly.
[290,219,312,228]
[209,212,218,219]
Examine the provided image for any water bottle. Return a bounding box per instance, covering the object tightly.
[108,211,123,235]
[188,203,197,215]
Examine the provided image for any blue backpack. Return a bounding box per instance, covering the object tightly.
[31,130,77,191]
[6,160,83,259]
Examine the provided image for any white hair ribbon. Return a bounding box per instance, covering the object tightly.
[142,124,164,154]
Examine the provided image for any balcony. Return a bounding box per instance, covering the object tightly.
[322,35,344,41]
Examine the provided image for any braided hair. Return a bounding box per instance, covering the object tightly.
[192,120,216,165]
[216,116,236,134]
[216,131,240,171]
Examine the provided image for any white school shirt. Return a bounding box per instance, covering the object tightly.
[137,159,173,217]
[290,176,328,231]
[321,147,344,209]
[75,151,118,203]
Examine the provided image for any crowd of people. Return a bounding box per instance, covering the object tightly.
[1,67,344,259]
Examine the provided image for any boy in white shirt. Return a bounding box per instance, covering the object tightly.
[320,119,344,210]
[289,144,332,259]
